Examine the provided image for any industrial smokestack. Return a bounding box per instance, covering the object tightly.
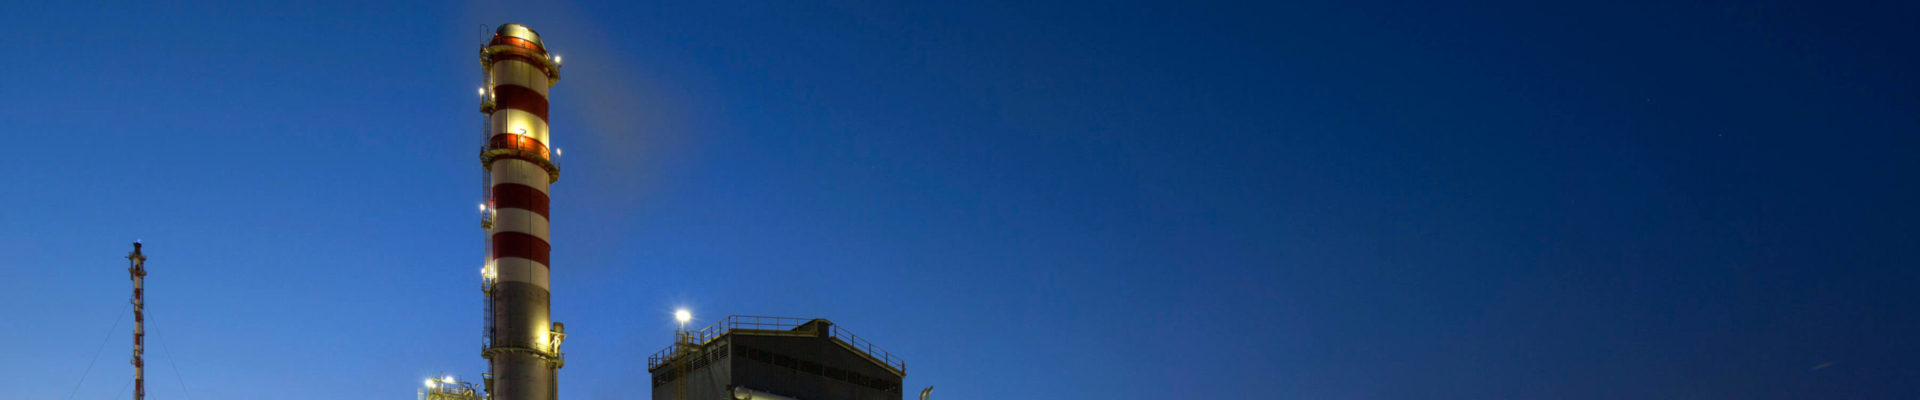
[478,23,565,400]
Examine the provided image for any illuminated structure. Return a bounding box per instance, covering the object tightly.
[478,23,566,400]
[648,316,906,400]
[421,376,485,400]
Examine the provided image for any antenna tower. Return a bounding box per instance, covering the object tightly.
[126,243,147,400]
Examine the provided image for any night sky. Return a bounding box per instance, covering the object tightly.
[4,0,1918,398]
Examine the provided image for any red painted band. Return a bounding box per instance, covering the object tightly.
[491,36,546,54]
[492,183,550,219]
[491,84,548,122]
[493,231,551,267]
[486,152,558,180]
[488,134,549,158]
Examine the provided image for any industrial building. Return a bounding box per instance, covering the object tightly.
[647,316,906,400]
[422,23,912,400]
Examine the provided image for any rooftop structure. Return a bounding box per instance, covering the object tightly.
[648,316,906,400]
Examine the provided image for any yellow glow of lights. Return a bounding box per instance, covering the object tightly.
[443,376,456,383]
[675,309,692,324]
[479,203,487,212]
[478,87,486,96]
[555,148,562,157]
[424,378,437,387]
[554,55,562,64]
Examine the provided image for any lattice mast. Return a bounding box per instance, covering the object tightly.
[126,243,147,400]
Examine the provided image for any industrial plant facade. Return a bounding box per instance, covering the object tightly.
[445,23,911,400]
[649,317,905,400]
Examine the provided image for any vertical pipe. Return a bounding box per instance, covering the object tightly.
[127,243,146,400]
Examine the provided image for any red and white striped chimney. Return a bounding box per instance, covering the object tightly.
[479,23,564,400]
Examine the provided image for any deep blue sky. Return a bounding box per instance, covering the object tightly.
[4,0,1917,398]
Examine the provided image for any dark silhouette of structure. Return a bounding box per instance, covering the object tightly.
[648,316,905,400]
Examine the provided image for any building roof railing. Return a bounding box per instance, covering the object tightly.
[828,323,904,375]
[646,315,905,374]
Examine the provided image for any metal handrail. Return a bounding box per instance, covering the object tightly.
[829,325,906,372]
[647,315,801,368]
[644,315,905,372]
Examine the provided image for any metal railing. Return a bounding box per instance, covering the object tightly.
[706,315,811,336]
[645,315,905,373]
[647,315,806,369]
[828,325,906,373]
[646,344,674,370]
